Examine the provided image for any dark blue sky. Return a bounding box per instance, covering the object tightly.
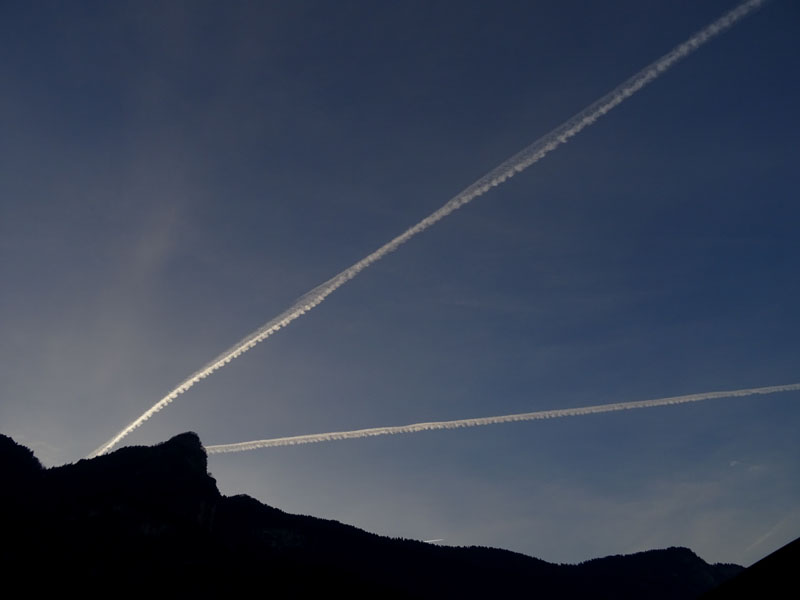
[1,0,798,565]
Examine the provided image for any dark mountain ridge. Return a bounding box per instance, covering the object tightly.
[0,432,749,597]
[699,534,799,599]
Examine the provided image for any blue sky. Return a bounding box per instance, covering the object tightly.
[1,0,798,565]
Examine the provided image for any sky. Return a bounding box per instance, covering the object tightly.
[1,0,798,567]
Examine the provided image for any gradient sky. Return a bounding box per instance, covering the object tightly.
[1,0,798,566]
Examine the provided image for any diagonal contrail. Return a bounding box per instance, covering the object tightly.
[205,383,800,454]
[89,0,771,458]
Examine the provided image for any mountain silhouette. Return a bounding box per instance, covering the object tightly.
[0,432,753,597]
[699,534,799,599]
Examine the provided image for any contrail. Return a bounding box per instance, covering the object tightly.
[88,0,770,458]
[205,383,799,454]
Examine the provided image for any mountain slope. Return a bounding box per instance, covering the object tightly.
[0,432,744,597]
[700,535,800,599]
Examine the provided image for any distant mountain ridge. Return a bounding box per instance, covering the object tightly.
[0,432,752,597]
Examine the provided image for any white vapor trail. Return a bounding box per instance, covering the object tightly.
[205,383,800,454]
[88,0,770,458]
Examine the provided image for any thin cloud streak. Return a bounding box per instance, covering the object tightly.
[89,0,770,458]
[205,382,799,454]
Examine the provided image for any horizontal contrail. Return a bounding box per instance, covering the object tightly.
[88,0,770,458]
[205,383,799,454]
